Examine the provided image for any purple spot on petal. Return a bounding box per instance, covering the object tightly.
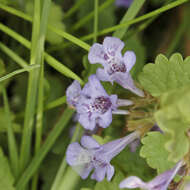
[104,54,109,60]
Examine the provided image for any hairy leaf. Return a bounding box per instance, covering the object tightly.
[139,53,190,96]
[140,132,175,173]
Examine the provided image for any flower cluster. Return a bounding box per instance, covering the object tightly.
[65,37,183,188]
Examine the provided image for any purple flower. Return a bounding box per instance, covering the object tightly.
[119,161,183,190]
[88,37,144,97]
[66,75,133,130]
[116,0,133,8]
[66,131,140,181]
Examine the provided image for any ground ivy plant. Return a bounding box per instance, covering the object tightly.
[0,0,190,190]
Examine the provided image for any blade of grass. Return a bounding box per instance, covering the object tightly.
[48,25,90,51]
[71,0,114,31]
[0,4,90,51]
[0,42,28,68]
[19,0,41,174]
[81,0,190,41]
[0,65,40,83]
[31,0,52,188]
[113,0,146,38]
[15,108,74,190]
[2,87,19,178]
[0,23,83,84]
[93,0,98,43]
[0,4,32,22]
[44,96,66,110]
[51,123,82,190]
[63,0,87,19]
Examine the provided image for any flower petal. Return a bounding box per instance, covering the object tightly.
[123,51,136,71]
[82,75,108,98]
[119,176,147,189]
[88,43,106,65]
[113,72,144,97]
[102,131,140,159]
[78,113,97,130]
[110,94,118,110]
[81,136,100,149]
[66,80,81,107]
[91,166,107,182]
[106,164,115,181]
[66,142,86,166]
[97,109,112,128]
[72,163,93,179]
[149,161,183,190]
[96,68,112,82]
[103,37,124,57]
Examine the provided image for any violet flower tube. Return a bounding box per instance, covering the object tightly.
[88,37,144,97]
[66,131,140,182]
[66,75,133,130]
[119,161,183,190]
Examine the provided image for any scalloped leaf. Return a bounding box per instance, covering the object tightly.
[153,86,190,162]
[155,112,189,163]
[140,132,175,174]
[138,53,190,97]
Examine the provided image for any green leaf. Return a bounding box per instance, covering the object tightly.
[153,85,190,162]
[0,147,15,190]
[46,2,65,44]
[155,113,189,163]
[26,2,65,44]
[158,85,190,123]
[0,108,21,133]
[94,169,125,190]
[114,146,155,180]
[138,53,190,97]
[140,132,175,173]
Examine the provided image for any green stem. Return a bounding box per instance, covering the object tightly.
[113,0,146,38]
[2,87,19,178]
[93,0,99,43]
[15,108,74,190]
[0,42,28,68]
[19,0,41,174]
[31,60,44,190]
[0,4,90,51]
[31,0,52,188]
[0,65,40,83]
[48,25,90,51]
[63,0,87,19]
[0,23,83,84]
[81,0,190,41]
[44,96,66,110]
[51,123,82,190]
[71,0,114,31]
